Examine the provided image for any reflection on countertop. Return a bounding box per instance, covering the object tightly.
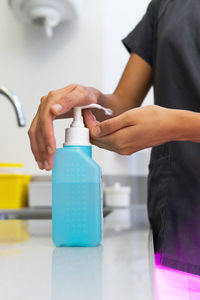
[0,210,154,300]
[52,247,102,300]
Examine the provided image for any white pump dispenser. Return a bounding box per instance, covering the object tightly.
[64,104,112,146]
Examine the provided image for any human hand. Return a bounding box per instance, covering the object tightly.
[83,105,175,155]
[28,84,100,170]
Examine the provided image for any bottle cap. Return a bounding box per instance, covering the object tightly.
[64,104,112,146]
[104,182,131,207]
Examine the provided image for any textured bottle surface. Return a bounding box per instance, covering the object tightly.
[52,146,102,247]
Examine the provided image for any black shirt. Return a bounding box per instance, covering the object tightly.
[123,0,200,276]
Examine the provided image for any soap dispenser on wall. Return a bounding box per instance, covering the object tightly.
[52,104,112,247]
[9,0,84,38]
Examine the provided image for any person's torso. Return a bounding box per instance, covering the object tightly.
[148,1,200,274]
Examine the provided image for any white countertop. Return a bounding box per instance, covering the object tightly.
[0,212,154,300]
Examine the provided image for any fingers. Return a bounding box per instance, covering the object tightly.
[85,106,166,156]
[83,109,132,153]
[38,86,97,159]
[92,122,151,155]
[91,125,137,155]
[36,130,48,168]
[37,113,56,156]
[90,138,117,153]
[28,85,99,171]
[49,85,97,117]
[88,111,133,138]
[83,110,118,151]
[92,133,120,152]
[28,96,56,170]
[83,109,99,127]
[28,103,44,169]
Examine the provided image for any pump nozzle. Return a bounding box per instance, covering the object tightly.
[79,104,113,116]
[71,104,112,128]
[64,104,113,146]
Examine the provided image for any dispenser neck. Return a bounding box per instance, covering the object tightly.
[71,107,84,127]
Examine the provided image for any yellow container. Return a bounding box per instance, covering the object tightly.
[0,163,31,209]
[0,220,29,243]
[0,163,24,168]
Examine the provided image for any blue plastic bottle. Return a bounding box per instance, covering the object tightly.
[52,104,112,247]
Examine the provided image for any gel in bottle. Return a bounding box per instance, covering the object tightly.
[52,104,112,247]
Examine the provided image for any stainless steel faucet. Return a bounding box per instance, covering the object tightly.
[0,86,26,127]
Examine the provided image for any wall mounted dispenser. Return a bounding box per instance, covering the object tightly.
[9,0,83,38]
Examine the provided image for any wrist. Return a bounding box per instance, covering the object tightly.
[87,86,102,102]
[87,87,123,117]
[87,87,112,110]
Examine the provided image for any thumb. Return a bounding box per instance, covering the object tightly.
[83,110,100,134]
[90,112,129,137]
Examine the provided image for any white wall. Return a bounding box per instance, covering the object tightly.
[0,0,152,176]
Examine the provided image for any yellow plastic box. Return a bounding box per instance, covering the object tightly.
[0,163,31,209]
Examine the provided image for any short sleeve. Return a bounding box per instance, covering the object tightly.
[122,1,158,66]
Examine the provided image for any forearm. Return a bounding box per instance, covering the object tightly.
[169,109,200,143]
[89,91,129,122]
[91,53,153,122]
[99,87,149,116]
[94,87,150,122]
[91,81,151,121]
[96,92,134,118]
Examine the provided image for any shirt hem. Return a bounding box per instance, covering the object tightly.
[122,38,153,67]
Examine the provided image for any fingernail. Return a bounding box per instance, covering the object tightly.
[37,161,43,169]
[52,104,62,113]
[44,161,49,170]
[93,126,101,137]
[47,146,53,155]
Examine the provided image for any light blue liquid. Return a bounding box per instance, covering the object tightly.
[52,146,102,247]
